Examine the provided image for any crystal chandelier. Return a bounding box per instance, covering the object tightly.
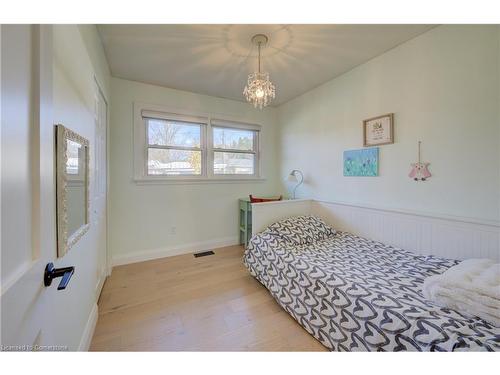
[243,34,276,109]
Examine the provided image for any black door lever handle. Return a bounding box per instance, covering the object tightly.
[44,262,75,290]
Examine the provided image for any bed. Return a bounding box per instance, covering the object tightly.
[243,215,500,351]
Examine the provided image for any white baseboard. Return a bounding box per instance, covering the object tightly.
[95,270,107,300]
[111,236,240,267]
[78,303,98,351]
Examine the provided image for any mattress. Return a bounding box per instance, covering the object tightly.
[243,230,500,351]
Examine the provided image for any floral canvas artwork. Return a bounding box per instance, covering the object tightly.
[343,148,379,176]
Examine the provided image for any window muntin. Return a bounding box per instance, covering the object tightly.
[145,118,204,176]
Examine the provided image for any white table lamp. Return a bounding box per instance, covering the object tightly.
[287,169,304,199]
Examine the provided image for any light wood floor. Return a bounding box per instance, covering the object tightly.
[90,245,327,351]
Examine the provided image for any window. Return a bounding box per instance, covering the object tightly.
[145,117,204,176]
[134,104,261,182]
[212,126,257,175]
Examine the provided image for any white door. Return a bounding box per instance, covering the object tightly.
[1,25,58,350]
[93,83,108,281]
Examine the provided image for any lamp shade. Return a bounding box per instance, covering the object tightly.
[287,171,298,182]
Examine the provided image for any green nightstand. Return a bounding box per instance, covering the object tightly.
[239,198,252,247]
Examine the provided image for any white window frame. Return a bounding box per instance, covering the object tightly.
[143,113,208,178]
[133,102,264,184]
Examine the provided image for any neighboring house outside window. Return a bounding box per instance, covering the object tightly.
[133,103,262,182]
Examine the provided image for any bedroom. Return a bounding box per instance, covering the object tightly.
[1,0,499,373]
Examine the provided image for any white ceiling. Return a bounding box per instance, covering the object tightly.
[98,24,436,106]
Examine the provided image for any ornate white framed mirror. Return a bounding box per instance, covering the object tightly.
[56,124,90,257]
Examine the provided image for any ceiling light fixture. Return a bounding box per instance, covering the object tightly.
[243,34,276,109]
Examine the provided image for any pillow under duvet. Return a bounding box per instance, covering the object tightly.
[263,215,336,246]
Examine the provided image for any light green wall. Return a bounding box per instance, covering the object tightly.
[109,78,281,260]
[107,24,500,264]
[277,25,500,223]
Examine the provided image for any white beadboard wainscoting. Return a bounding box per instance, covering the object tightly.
[251,199,499,261]
[313,200,499,261]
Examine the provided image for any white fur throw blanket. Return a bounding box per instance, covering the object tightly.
[422,258,500,327]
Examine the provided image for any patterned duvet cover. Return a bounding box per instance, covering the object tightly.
[243,220,500,351]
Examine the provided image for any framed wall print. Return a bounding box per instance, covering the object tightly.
[363,113,394,147]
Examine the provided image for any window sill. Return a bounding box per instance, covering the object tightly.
[133,177,267,185]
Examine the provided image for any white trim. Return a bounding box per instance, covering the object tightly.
[133,101,263,182]
[252,198,312,207]
[249,198,499,261]
[94,77,112,277]
[0,260,36,296]
[313,200,500,261]
[111,236,239,266]
[78,303,98,351]
[144,115,207,178]
[141,109,208,124]
[314,199,500,228]
[211,124,260,178]
[211,118,261,131]
[133,177,266,185]
[134,101,263,126]
[95,269,107,300]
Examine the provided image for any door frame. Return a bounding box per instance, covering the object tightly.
[93,77,111,278]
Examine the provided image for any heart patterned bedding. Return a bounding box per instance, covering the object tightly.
[243,216,500,351]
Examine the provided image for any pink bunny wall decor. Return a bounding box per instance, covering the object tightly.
[409,141,431,181]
